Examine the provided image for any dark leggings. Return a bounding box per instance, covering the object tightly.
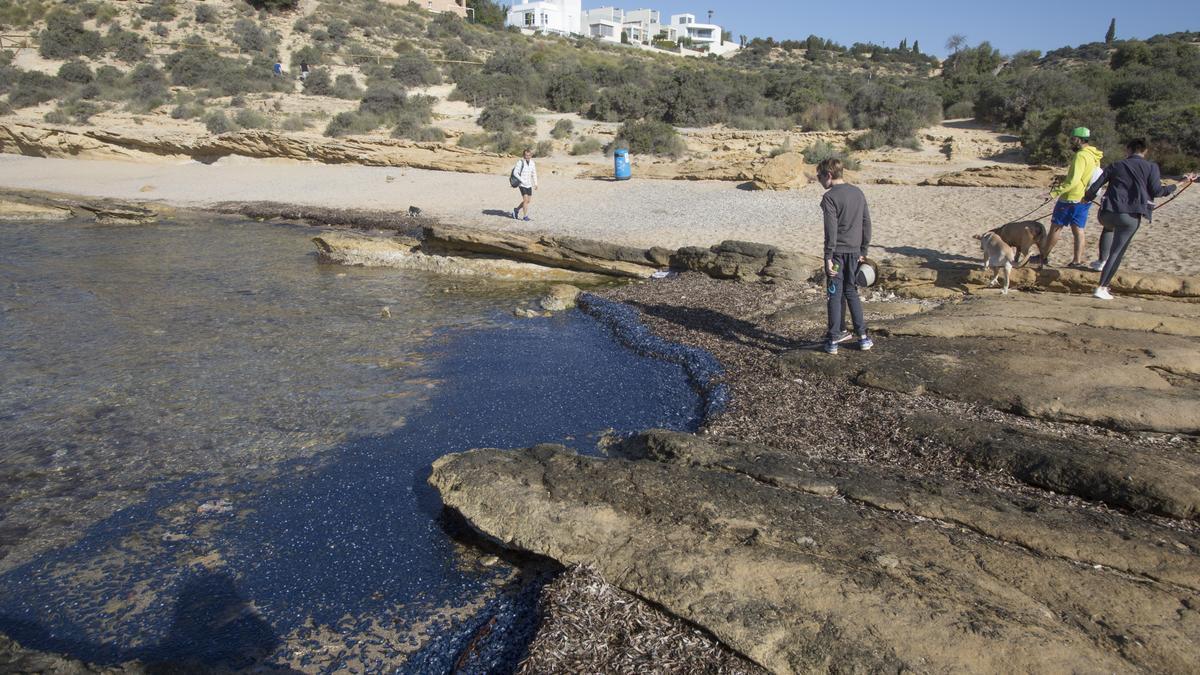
[1097,212,1140,287]
[826,253,865,341]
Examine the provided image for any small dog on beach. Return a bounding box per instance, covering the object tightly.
[987,220,1047,267]
[977,231,1016,293]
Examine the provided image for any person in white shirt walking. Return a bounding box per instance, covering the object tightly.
[511,148,538,222]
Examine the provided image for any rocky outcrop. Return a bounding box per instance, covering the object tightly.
[671,241,824,282]
[0,123,511,173]
[213,201,434,232]
[431,432,1200,674]
[876,259,1200,298]
[311,231,612,283]
[538,284,581,311]
[0,198,73,221]
[780,294,1200,433]
[919,164,1059,188]
[422,224,662,278]
[0,188,157,224]
[747,152,809,190]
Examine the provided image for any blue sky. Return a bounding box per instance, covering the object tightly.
[637,1,1193,57]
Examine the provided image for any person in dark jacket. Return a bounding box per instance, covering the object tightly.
[817,158,872,354]
[1083,139,1197,300]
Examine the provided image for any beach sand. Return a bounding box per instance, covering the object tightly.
[2,153,1197,275]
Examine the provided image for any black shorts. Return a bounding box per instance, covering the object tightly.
[518,186,533,196]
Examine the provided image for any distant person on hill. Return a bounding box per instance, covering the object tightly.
[1083,139,1197,300]
[299,61,310,82]
[817,158,873,355]
[273,61,283,77]
[511,148,538,222]
[1043,126,1103,268]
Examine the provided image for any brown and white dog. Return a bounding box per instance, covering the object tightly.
[977,231,1016,293]
[988,220,1047,267]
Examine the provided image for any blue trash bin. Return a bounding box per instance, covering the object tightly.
[614,148,631,181]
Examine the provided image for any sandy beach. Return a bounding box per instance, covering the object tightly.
[3,154,1197,276]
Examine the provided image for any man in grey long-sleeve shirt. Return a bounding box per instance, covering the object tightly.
[817,158,872,354]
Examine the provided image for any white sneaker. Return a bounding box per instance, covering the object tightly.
[1089,259,1106,271]
[1093,286,1113,300]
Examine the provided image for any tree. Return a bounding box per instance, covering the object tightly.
[946,34,967,55]
[1105,18,1116,45]
[899,38,908,52]
[245,0,299,10]
[467,0,507,29]
[912,40,920,54]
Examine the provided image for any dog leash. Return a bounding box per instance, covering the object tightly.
[1152,178,1194,212]
[1006,197,1053,223]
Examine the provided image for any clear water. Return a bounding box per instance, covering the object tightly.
[0,216,702,671]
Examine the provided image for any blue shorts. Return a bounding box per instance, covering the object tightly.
[1051,200,1091,228]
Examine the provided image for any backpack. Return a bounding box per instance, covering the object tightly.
[509,160,524,188]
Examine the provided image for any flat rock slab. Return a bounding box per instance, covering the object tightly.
[422,223,660,278]
[781,295,1200,433]
[430,433,1200,674]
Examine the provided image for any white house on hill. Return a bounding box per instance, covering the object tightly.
[670,13,731,53]
[506,0,583,36]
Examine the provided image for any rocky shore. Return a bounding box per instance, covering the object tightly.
[431,271,1200,673]
[4,195,1199,672]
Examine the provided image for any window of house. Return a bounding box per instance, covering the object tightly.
[524,11,535,26]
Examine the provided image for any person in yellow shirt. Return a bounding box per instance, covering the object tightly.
[1043,127,1104,268]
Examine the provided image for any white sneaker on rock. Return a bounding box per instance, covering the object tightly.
[1093,286,1114,300]
[1089,260,1107,271]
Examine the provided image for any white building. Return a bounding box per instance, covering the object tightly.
[507,0,583,37]
[623,8,670,44]
[583,6,623,42]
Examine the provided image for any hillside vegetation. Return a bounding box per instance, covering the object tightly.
[0,0,1196,170]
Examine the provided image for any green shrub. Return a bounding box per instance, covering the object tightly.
[171,102,205,119]
[8,71,62,108]
[233,108,270,129]
[58,60,94,84]
[569,137,602,155]
[768,138,793,158]
[945,100,974,119]
[51,98,102,124]
[478,104,535,132]
[280,114,309,131]
[324,110,380,137]
[39,9,104,59]
[245,0,298,10]
[457,132,490,149]
[545,73,595,112]
[152,23,170,38]
[390,50,441,87]
[126,63,170,104]
[94,3,119,24]
[801,140,861,170]
[204,110,237,134]
[534,139,554,157]
[302,69,331,95]
[332,73,363,99]
[291,45,322,70]
[139,0,177,22]
[105,27,148,62]
[393,122,444,142]
[1021,104,1119,165]
[550,118,573,139]
[232,18,273,54]
[613,120,686,157]
[195,3,217,24]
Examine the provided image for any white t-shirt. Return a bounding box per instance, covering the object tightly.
[512,159,537,189]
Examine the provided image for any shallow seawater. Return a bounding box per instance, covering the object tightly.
[0,217,703,671]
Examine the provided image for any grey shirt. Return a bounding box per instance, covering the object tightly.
[821,183,871,258]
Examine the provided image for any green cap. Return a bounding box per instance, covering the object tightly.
[1071,126,1091,139]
